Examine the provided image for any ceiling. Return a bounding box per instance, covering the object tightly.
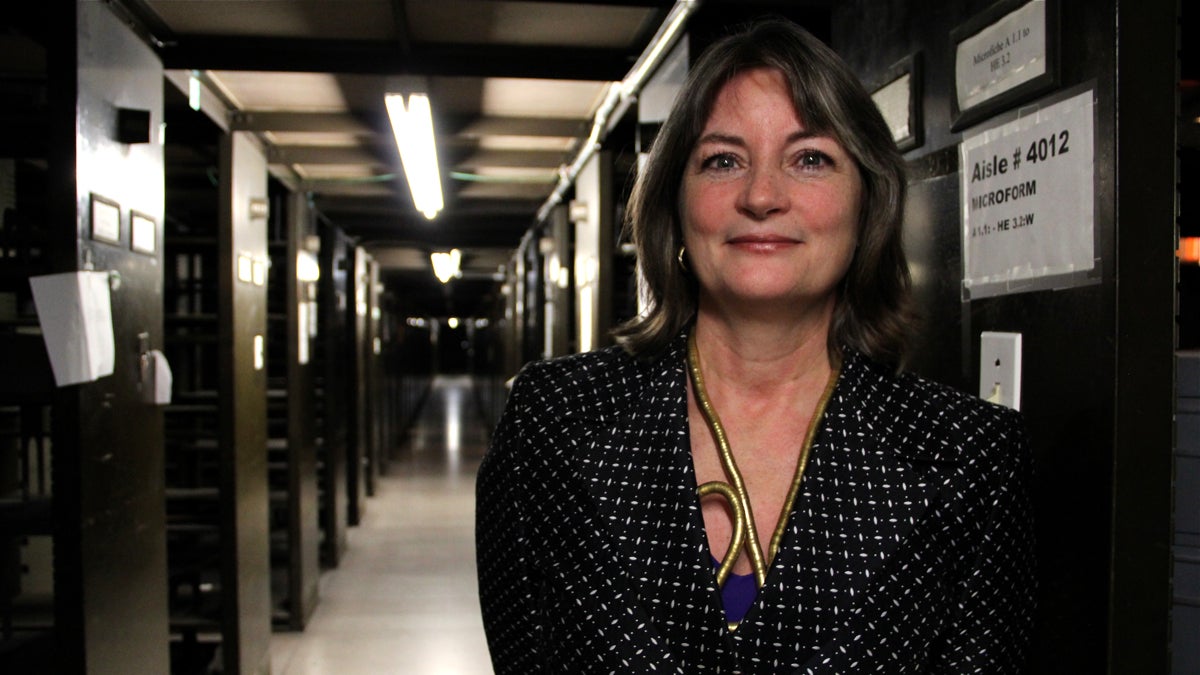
[103,0,672,319]
[0,0,832,319]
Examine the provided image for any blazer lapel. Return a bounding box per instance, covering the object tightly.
[734,352,962,652]
[571,338,739,669]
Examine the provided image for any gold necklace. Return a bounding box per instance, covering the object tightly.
[687,332,841,591]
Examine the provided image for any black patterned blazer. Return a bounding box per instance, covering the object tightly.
[476,334,1035,674]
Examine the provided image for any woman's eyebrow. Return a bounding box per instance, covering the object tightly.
[694,132,746,147]
[786,129,830,144]
[694,129,832,147]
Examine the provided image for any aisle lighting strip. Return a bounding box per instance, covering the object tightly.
[385,93,444,220]
[536,0,699,223]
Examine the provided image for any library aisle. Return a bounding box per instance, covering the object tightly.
[270,376,494,674]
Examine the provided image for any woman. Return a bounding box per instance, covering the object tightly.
[477,18,1035,674]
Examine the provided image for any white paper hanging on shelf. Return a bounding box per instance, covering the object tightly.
[29,271,116,386]
[151,349,173,404]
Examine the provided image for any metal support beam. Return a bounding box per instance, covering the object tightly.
[158,36,633,80]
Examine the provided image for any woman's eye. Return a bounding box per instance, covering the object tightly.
[797,150,832,169]
[701,153,738,171]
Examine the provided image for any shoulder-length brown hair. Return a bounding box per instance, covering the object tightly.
[613,18,914,367]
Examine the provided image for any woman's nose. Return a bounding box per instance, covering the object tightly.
[737,165,790,219]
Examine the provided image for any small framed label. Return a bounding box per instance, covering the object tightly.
[130,211,157,255]
[249,197,269,221]
[253,334,264,371]
[237,253,254,283]
[252,258,267,286]
[870,52,923,152]
[951,0,1058,130]
[90,194,120,244]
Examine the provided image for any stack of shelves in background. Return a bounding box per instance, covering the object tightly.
[1176,351,1200,675]
[161,213,225,667]
[265,193,320,631]
[0,158,56,671]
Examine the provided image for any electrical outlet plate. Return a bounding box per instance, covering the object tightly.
[979,332,1022,410]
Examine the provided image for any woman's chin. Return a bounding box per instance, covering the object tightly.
[706,286,836,315]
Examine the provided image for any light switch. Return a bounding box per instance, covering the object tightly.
[979,332,1022,410]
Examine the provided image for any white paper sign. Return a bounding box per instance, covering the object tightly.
[143,349,173,404]
[254,334,265,371]
[297,300,310,365]
[29,271,116,386]
[960,89,1095,298]
[152,350,173,404]
[956,0,1047,112]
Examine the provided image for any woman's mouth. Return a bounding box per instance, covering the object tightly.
[726,235,800,252]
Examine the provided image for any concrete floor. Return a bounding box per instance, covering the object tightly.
[270,375,494,674]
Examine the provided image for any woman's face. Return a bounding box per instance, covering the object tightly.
[679,67,862,316]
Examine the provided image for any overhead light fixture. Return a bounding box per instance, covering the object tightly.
[188,70,202,111]
[431,249,461,284]
[385,93,444,219]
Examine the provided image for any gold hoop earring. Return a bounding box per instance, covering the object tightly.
[677,246,688,272]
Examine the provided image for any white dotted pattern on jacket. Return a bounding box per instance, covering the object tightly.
[476,335,1035,674]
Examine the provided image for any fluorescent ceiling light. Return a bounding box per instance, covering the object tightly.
[188,71,201,111]
[431,249,461,284]
[385,93,444,219]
